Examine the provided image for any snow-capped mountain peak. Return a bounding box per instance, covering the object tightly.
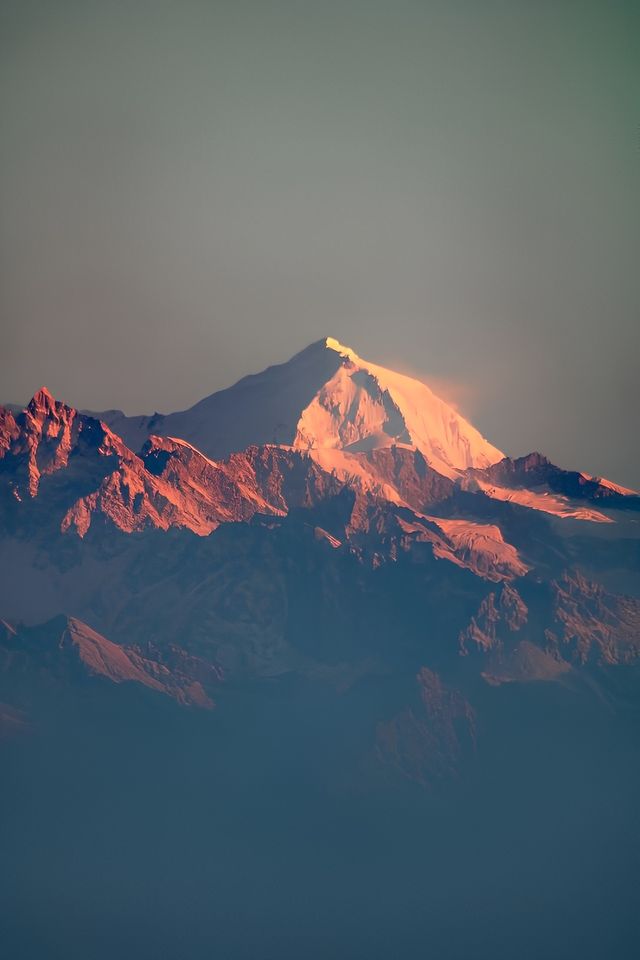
[92,336,504,477]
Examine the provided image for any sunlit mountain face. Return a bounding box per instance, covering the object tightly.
[1,339,639,960]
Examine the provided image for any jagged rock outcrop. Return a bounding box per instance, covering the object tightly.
[475,452,638,502]
[546,571,640,666]
[375,668,476,786]
[462,452,639,522]
[0,389,127,500]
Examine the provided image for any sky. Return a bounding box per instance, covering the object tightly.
[1,0,638,485]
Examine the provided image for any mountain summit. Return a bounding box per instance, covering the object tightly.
[98,337,503,478]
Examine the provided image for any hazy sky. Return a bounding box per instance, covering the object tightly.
[1,0,638,484]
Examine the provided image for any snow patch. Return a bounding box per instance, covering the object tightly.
[470,478,613,523]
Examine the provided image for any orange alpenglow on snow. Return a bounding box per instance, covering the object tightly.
[291,338,504,477]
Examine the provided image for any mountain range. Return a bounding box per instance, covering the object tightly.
[2,335,639,715]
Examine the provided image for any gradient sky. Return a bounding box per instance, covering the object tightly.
[1,0,638,484]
